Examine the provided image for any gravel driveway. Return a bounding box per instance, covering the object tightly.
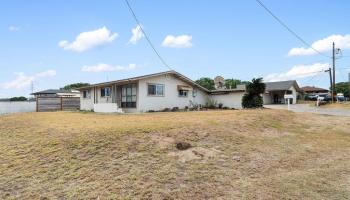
[264,104,350,117]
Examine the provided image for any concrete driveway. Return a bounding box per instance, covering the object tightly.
[264,104,350,117]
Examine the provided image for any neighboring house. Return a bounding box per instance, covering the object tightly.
[78,70,245,113]
[31,89,80,98]
[263,80,301,104]
[301,86,328,94]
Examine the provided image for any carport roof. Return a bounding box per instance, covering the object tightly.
[264,80,301,92]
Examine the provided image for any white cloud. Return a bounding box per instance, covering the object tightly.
[162,34,192,48]
[8,26,20,32]
[59,27,118,52]
[288,34,350,56]
[0,70,56,90]
[81,63,136,72]
[128,25,144,44]
[264,63,329,82]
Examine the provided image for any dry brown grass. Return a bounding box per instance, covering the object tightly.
[1,110,350,199]
[320,102,350,109]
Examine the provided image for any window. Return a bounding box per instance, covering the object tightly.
[192,89,197,97]
[148,84,164,96]
[83,90,90,98]
[121,84,137,108]
[101,87,111,97]
[178,90,188,97]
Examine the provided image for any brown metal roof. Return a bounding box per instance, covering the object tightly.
[301,86,328,92]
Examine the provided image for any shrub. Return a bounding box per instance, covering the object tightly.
[205,99,217,109]
[171,107,179,112]
[242,94,263,108]
[242,78,266,108]
[162,108,171,112]
[218,103,223,109]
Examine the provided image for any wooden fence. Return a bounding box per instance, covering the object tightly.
[36,97,80,112]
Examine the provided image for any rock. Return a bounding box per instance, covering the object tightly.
[232,156,241,162]
[176,142,191,150]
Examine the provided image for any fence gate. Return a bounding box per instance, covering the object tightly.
[36,97,80,112]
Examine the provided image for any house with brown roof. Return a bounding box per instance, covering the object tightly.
[301,86,328,94]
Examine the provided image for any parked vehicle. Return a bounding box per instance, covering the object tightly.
[337,93,345,102]
[318,94,332,102]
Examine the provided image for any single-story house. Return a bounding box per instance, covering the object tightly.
[301,86,328,94]
[78,71,301,113]
[32,89,80,98]
[263,80,301,104]
[78,70,245,113]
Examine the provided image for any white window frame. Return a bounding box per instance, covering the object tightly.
[147,83,164,96]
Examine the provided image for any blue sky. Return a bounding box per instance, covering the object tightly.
[1,0,350,97]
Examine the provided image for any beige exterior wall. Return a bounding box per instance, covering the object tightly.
[80,88,94,111]
[137,74,209,112]
[263,93,272,104]
[289,86,297,104]
[209,92,245,109]
[80,74,250,112]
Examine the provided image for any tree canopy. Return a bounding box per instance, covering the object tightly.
[63,83,90,90]
[9,96,27,101]
[335,82,349,97]
[242,78,266,108]
[195,77,245,90]
[195,77,215,90]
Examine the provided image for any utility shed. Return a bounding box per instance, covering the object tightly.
[263,80,301,104]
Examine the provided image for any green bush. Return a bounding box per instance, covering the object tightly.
[242,78,265,108]
[242,94,263,108]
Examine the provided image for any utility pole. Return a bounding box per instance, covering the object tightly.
[332,42,336,103]
[325,68,333,103]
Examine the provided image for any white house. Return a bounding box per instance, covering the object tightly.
[78,71,301,113]
[78,70,245,113]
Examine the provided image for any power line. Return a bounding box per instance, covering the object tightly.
[124,0,173,71]
[255,0,331,58]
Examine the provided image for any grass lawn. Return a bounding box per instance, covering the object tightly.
[1,110,350,199]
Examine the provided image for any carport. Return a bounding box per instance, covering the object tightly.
[263,80,301,105]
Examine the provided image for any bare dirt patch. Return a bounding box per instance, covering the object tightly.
[168,147,221,163]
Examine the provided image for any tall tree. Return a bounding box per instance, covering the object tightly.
[63,83,90,90]
[242,78,266,108]
[195,77,215,90]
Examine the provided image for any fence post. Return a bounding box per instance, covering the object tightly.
[60,97,63,111]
